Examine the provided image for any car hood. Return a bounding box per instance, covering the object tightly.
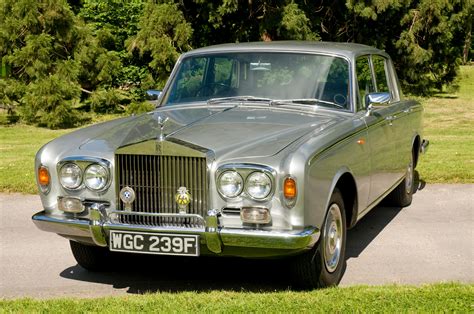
[79,104,343,159]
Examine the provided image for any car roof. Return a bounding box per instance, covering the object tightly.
[183,41,389,59]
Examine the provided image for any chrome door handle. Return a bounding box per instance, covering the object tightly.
[403,108,412,113]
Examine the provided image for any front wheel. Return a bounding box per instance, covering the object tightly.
[70,240,110,271]
[291,188,347,288]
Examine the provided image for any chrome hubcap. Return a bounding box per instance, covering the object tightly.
[323,204,343,273]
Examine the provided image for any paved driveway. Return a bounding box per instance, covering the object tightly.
[0,184,472,298]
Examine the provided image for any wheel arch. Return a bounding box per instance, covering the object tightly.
[334,172,358,229]
[324,170,358,230]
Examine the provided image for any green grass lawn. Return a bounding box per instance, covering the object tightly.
[416,65,474,183]
[0,125,70,193]
[1,67,473,194]
[0,283,472,312]
[0,115,121,194]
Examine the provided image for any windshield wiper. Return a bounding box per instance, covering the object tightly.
[271,98,346,109]
[207,96,273,105]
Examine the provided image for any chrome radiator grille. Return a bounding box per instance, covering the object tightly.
[115,153,208,227]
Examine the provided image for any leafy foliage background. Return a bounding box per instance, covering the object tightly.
[0,0,472,128]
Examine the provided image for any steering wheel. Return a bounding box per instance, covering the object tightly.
[333,94,347,107]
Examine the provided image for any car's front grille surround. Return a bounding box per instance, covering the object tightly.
[115,153,208,227]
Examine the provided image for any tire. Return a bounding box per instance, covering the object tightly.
[70,240,110,271]
[291,188,347,289]
[386,150,414,207]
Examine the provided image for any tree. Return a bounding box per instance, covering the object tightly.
[345,0,468,94]
[0,0,87,128]
[462,1,472,64]
[1,0,470,129]
[126,1,193,87]
[176,1,318,45]
[78,0,150,89]
[180,0,468,94]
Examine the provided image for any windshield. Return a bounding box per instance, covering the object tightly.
[162,52,350,109]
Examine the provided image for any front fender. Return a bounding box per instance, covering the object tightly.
[303,132,370,230]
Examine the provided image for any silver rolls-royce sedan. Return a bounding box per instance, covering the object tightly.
[32,41,429,288]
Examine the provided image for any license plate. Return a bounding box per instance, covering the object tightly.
[109,230,199,256]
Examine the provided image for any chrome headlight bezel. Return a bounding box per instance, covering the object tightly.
[216,164,275,201]
[84,164,109,191]
[245,171,272,200]
[217,170,244,198]
[59,162,83,190]
[57,157,111,192]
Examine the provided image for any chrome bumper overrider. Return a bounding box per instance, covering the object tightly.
[32,207,320,257]
[420,139,429,154]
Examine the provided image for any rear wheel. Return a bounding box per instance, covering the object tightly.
[386,150,414,207]
[291,188,347,289]
[70,240,110,271]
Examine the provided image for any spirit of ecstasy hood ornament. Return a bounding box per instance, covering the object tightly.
[156,116,169,142]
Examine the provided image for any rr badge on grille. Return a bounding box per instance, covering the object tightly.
[175,187,191,214]
[119,186,136,211]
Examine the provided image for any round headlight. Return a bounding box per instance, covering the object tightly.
[246,172,272,199]
[59,163,82,189]
[218,171,243,198]
[84,164,109,191]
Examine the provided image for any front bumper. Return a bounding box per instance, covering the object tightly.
[32,207,320,258]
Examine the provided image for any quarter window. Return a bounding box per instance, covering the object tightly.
[356,56,375,110]
[372,56,390,93]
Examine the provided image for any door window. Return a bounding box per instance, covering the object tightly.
[356,56,375,110]
[372,56,390,93]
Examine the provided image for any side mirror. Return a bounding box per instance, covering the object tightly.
[365,92,391,116]
[146,90,162,101]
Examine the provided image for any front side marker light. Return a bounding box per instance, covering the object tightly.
[38,165,50,193]
[283,177,297,208]
[284,177,297,199]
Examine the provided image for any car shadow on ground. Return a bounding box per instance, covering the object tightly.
[60,255,292,293]
[346,170,425,259]
[60,172,427,294]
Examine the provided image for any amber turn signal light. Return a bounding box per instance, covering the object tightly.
[38,166,50,186]
[284,177,297,199]
[38,166,51,194]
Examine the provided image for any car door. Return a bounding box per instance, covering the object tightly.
[356,55,399,206]
[372,55,411,183]
[372,55,413,181]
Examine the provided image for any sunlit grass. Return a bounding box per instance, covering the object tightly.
[0,283,472,312]
[0,114,123,194]
[416,65,474,183]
